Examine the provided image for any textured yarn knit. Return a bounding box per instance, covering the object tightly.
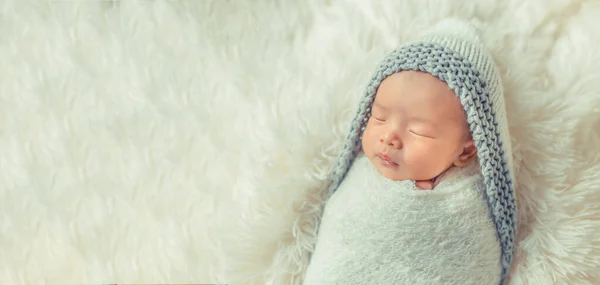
[304,154,501,284]
[311,18,517,285]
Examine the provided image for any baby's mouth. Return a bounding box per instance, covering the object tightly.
[377,154,399,168]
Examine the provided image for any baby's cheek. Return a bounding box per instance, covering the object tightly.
[403,147,434,176]
[361,122,375,142]
[360,126,371,151]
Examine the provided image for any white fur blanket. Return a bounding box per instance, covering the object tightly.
[1,0,599,285]
[304,155,501,284]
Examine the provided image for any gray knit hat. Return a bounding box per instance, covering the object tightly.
[326,19,517,284]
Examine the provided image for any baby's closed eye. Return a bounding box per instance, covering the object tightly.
[409,130,436,139]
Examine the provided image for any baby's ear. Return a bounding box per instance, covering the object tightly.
[453,139,477,167]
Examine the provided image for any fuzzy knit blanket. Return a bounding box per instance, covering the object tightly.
[2,1,599,285]
[303,154,501,284]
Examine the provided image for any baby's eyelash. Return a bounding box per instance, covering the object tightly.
[410,130,435,139]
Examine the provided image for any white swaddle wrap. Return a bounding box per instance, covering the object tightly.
[303,154,501,284]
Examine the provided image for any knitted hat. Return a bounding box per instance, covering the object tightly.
[326,18,517,284]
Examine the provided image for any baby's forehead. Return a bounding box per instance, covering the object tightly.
[373,71,469,120]
[374,90,465,117]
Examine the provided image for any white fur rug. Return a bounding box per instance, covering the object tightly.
[1,0,599,284]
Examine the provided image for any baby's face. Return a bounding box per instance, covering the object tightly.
[361,71,474,181]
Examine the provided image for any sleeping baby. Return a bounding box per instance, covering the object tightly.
[303,19,517,285]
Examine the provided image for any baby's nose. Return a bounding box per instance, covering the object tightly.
[383,133,402,149]
[390,138,402,148]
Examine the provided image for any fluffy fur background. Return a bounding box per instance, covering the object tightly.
[0,0,599,284]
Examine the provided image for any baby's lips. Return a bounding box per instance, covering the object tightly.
[379,153,398,164]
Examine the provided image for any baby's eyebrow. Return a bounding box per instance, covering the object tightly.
[412,117,436,127]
